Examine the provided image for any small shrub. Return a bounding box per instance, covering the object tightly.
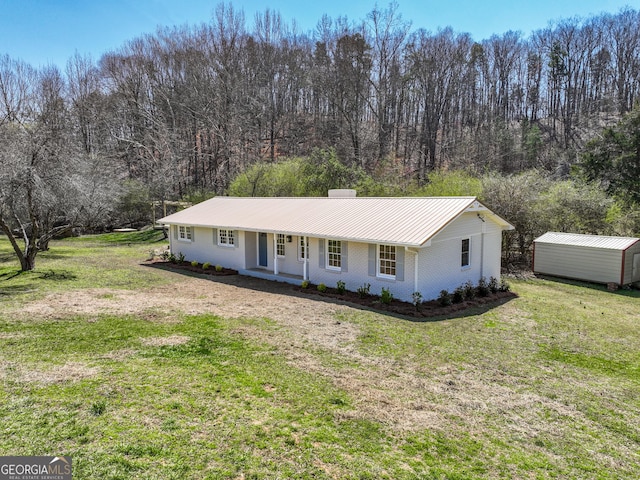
[177,252,185,263]
[161,250,171,261]
[488,276,500,294]
[476,277,490,297]
[452,286,465,304]
[317,283,327,293]
[438,289,452,307]
[412,291,423,310]
[336,280,346,294]
[191,260,199,267]
[202,262,211,270]
[463,280,476,300]
[169,253,177,264]
[301,280,310,289]
[215,264,223,272]
[357,283,371,298]
[499,278,511,292]
[380,287,393,304]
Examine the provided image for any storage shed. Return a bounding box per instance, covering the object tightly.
[533,232,640,286]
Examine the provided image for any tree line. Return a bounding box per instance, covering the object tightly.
[1,2,640,270]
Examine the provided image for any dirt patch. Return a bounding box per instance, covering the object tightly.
[1,361,100,384]
[141,335,190,347]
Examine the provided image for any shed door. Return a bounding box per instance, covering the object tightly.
[633,253,640,282]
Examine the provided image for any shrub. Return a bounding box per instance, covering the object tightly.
[499,278,511,292]
[168,253,177,264]
[301,280,310,289]
[488,276,500,294]
[463,280,476,300]
[191,260,199,268]
[336,280,346,294]
[452,286,465,303]
[215,265,223,272]
[412,291,423,310]
[317,283,327,293]
[476,277,490,297]
[161,250,171,261]
[357,283,371,298]
[177,252,185,263]
[380,287,393,304]
[438,289,452,307]
[202,262,211,270]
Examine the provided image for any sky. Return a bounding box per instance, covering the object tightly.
[0,0,637,69]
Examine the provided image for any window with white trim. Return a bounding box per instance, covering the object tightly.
[378,244,396,279]
[218,229,235,246]
[327,240,342,270]
[461,238,470,267]
[277,234,286,257]
[298,236,307,261]
[178,226,192,241]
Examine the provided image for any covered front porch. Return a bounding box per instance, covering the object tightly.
[243,231,310,282]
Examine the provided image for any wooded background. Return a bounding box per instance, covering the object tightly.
[1,2,639,269]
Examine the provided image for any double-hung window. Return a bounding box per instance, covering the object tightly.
[276,234,286,257]
[178,226,192,241]
[461,238,470,268]
[218,229,234,247]
[378,244,396,279]
[298,236,307,261]
[327,240,342,270]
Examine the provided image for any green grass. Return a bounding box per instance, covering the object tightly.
[1,233,640,478]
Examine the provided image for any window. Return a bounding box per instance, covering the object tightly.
[461,238,470,267]
[298,236,307,261]
[327,240,342,270]
[277,234,286,257]
[378,244,396,278]
[178,225,192,241]
[218,229,235,247]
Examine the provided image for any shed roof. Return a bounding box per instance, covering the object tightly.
[159,196,513,247]
[534,232,640,250]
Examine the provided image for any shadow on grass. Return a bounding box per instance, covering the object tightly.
[37,269,77,281]
[534,274,640,298]
[143,262,517,323]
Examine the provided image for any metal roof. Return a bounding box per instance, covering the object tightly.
[534,232,640,250]
[159,196,513,247]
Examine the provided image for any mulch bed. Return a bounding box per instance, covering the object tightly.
[155,260,516,319]
[294,285,517,319]
[153,261,238,276]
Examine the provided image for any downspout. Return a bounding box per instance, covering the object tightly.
[477,214,486,279]
[414,249,418,293]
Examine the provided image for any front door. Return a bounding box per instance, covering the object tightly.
[258,232,268,267]
[633,253,640,282]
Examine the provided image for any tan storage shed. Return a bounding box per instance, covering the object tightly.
[533,232,640,286]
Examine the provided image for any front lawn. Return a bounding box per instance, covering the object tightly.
[0,233,639,478]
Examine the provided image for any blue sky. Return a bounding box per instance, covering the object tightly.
[0,0,636,69]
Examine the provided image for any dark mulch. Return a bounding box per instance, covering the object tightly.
[295,285,517,319]
[154,260,516,319]
[153,261,238,276]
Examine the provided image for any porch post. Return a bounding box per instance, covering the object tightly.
[303,236,308,281]
[273,234,279,275]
